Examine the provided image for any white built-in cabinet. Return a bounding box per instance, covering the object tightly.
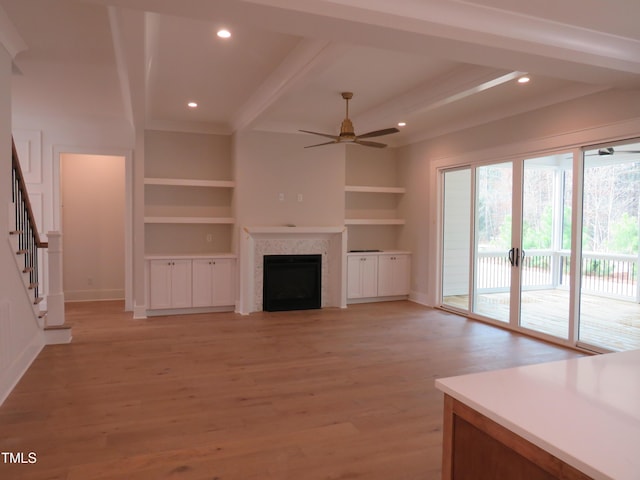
[347,254,379,299]
[144,131,237,316]
[192,258,236,307]
[377,254,410,297]
[148,259,193,310]
[347,252,410,302]
[146,255,236,313]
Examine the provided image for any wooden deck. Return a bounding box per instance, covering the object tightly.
[444,290,640,351]
[0,300,584,480]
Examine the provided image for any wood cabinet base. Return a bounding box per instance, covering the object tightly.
[441,395,593,480]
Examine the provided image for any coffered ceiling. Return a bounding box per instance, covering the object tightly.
[4,0,640,147]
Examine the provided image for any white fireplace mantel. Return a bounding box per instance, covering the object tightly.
[238,226,348,315]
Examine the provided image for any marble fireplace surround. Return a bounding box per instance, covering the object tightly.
[238,226,347,315]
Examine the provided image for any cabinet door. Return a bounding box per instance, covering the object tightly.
[170,259,192,308]
[378,254,410,296]
[347,256,364,298]
[192,259,213,307]
[149,260,173,309]
[361,256,378,297]
[347,255,378,298]
[211,258,236,306]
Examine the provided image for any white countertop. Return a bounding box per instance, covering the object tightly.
[436,350,640,480]
[145,253,237,260]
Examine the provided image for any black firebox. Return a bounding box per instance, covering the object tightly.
[263,254,322,311]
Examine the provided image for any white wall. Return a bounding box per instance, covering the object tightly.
[398,88,640,307]
[234,130,345,229]
[0,45,44,405]
[61,153,125,301]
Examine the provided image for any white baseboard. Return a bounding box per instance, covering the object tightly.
[409,290,432,307]
[64,289,125,302]
[0,332,44,406]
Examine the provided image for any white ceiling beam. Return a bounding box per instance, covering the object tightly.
[107,6,146,130]
[353,65,522,133]
[231,39,345,132]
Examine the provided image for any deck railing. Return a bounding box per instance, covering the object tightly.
[476,249,639,302]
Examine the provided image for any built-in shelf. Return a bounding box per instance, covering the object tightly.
[144,178,236,188]
[345,185,406,194]
[144,216,235,224]
[345,219,405,225]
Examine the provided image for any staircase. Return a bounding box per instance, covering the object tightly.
[10,139,71,344]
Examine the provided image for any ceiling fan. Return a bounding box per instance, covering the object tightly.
[300,92,399,148]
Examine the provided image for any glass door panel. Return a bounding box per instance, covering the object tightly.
[519,154,573,339]
[579,142,640,351]
[473,162,513,322]
[442,168,471,310]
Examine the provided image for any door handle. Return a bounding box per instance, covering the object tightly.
[508,248,515,267]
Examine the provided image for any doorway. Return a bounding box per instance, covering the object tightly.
[60,153,126,303]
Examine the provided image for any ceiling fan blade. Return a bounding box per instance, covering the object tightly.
[299,129,339,141]
[304,140,339,148]
[357,127,400,139]
[354,139,387,148]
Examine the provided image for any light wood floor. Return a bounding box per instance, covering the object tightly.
[0,301,585,480]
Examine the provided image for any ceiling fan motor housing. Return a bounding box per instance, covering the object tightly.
[340,118,356,139]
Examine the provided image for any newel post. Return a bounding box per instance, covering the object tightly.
[46,231,65,327]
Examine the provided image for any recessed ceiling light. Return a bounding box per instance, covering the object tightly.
[187,102,198,108]
[517,76,530,84]
[217,29,231,39]
[398,122,407,127]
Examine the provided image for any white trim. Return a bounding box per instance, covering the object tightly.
[429,116,640,170]
[0,6,27,59]
[53,145,134,312]
[0,330,43,406]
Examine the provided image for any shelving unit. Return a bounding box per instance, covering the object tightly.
[344,145,407,253]
[143,131,237,316]
[144,216,235,224]
[144,178,235,188]
[344,218,405,225]
[144,130,235,256]
[344,185,406,194]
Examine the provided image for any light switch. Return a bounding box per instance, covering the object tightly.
[297,193,303,202]
[279,193,285,201]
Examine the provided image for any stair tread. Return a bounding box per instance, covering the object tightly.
[44,324,71,331]
[33,297,43,305]
[28,282,38,289]
[38,310,47,318]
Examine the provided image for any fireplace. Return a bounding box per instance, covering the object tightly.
[263,254,322,311]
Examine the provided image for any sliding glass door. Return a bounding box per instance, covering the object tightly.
[518,154,573,339]
[472,162,513,323]
[442,168,472,310]
[441,140,640,351]
[579,142,640,351]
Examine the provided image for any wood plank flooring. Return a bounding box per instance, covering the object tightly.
[0,301,585,480]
